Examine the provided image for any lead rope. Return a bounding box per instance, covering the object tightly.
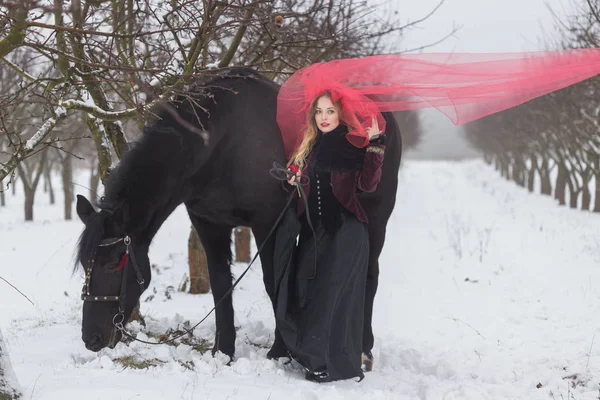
[116,162,313,346]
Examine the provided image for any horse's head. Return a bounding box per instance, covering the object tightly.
[75,195,150,352]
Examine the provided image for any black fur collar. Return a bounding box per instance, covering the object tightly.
[312,124,366,172]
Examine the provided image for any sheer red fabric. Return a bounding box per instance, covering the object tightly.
[276,48,600,158]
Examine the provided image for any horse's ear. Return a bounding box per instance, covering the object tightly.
[76,195,96,224]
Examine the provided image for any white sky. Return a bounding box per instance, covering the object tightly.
[395,0,578,53]
[380,0,583,159]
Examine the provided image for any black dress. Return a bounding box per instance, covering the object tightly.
[273,125,369,382]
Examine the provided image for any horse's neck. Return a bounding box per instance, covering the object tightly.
[115,134,193,242]
[137,198,182,244]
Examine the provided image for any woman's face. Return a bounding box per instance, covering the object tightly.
[314,96,340,133]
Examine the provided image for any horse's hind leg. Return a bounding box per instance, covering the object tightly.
[362,218,386,371]
[187,214,236,360]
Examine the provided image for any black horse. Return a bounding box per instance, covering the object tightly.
[75,67,402,361]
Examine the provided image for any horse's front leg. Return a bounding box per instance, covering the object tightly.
[187,214,236,360]
[362,217,388,372]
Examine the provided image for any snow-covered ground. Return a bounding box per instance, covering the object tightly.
[1,159,599,400]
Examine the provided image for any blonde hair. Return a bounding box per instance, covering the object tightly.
[288,92,343,169]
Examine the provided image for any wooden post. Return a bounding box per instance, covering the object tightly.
[188,226,210,294]
[234,227,251,263]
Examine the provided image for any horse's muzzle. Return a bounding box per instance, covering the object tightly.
[84,333,105,352]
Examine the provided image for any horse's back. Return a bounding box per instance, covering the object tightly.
[185,68,288,226]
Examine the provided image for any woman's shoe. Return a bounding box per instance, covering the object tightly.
[305,370,333,383]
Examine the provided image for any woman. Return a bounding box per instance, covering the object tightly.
[273,91,386,383]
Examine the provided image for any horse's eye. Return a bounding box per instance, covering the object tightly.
[104,260,120,272]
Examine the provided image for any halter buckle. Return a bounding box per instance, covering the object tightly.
[113,312,125,330]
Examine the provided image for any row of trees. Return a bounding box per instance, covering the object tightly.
[464,1,600,212]
[464,76,600,212]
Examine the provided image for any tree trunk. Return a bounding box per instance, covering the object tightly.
[568,188,579,209]
[0,181,5,207]
[513,156,525,187]
[23,187,34,221]
[16,151,47,222]
[500,157,510,179]
[0,328,22,400]
[43,160,55,205]
[593,153,600,213]
[581,172,591,211]
[234,227,251,263]
[86,117,113,185]
[188,226,210,294]
[594,171,600,213]
[569,191,579,208]
[62,155,73,220]
[554,162,568,206]
[566,170,579,209]
[540,156,552,196]
[527,155,536,193]
[593,166,600,212]
[90,161,100,200]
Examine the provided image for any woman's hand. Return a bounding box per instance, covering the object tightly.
[365,116,381,139]
[287,165,301,185]
[288,171,301,185]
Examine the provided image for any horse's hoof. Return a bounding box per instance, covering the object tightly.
[212,346,235,364]
[361,351,374,372]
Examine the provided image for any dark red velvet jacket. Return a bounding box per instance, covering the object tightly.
[288,140,386,224]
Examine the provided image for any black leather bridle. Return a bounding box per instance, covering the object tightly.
[81,235,146,330]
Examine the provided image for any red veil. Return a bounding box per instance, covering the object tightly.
[276,48,600,158]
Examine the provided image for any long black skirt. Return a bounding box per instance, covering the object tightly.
[273,208,369,381]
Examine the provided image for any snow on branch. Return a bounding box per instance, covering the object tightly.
[61,99,138,122]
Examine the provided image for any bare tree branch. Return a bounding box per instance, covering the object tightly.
[0,0,447,183]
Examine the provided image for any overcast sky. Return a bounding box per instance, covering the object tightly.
[383,0,580,159]
[397,0,576,53]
